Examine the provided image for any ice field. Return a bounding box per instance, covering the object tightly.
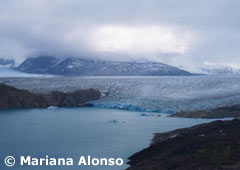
[1,76,240,112]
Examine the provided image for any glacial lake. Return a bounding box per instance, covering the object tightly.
[0,107,220,170]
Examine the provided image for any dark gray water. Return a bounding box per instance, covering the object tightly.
[0,107,218,170]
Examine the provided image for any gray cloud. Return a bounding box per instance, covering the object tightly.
[0,0,239,67]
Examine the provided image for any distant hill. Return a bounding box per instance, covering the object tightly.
[16,56,193,76]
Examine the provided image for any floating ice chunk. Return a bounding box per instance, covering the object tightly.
[163,110,176,114]
[109,120,118,123]
[140,113,154,117]
[47,106,58,110]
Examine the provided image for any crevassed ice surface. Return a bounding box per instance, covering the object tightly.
[1,76,240,112]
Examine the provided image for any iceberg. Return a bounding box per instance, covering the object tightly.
[109,120,118,123]
[47,106,58,110]
[140,113,154,117]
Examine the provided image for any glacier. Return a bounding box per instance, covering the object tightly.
[0,67,53,78]
[1,76,240,112]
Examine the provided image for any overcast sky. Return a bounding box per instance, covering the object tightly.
[0,0,239,67]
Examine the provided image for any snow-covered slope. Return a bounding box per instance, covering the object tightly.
[179,64,240,76]
[0,66,53,77]
[16,56,192,76]
[0,58,39,77]
[0,67,38,77]
[200,65,240,75]
[0,58,15,68]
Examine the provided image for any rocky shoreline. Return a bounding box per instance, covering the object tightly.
[169,104,240,119]
[0,83,101,109]
[127,119,240,170]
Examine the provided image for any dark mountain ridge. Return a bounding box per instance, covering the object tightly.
[0,83,101,109]
[16,56,193,76]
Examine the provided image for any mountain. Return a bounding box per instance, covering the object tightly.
[15,56,60,74]
[16,56,192,76]
[179,64,240,76]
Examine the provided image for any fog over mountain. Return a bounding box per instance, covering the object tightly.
[0,0,239,68]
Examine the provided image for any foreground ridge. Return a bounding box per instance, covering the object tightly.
[127,119,240,170]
